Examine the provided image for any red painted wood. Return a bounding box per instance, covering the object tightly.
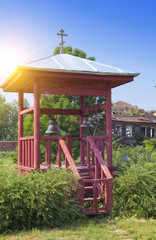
[21,67,134,82]
[40,136,59,140]
[28,140,31,167]
[106,87,113,167]
[87,136,113,179]
[20,107,34,115]
[31,140,34,168]
[92,149,94,165]
[87,141,90,168]
[66,134,72,157]
[59,138,80,176]
[40,87,110,97]
[22,140,25,166]
[105,180,113,211]
[25,140,28,167]
[93,183,98,212]
[57,141,62,167]
[76,179,84,207]
[20,136,34,140]
[45,140,51,165]
[34,79,40,169]
[101,140,104,160]
[40,108,81,116]
[18,91,23,165]
[84,103,106,114]
[96,139,100,179]
[80,96,85,164]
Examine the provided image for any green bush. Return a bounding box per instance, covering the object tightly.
[113,161,156,218]
[143,138,156,150]
[113,145,155,174]
[0,168,82,233]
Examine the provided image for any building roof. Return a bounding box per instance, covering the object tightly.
[112,101,136,109]
[112,111,156,124]
[24,54,138,76]
[0,54,139,95]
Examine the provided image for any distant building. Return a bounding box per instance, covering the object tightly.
[112,101,156,144]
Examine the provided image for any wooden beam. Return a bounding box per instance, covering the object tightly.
[20,107,34,115]
[40,108,81,115]
[34,79,40,169]
[18,91,23,165]
[40,87,109,96]
[23,68,134,82]
[84,103,106,114]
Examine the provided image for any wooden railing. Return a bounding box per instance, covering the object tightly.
[19,137,34,168]
[84,136,113,212]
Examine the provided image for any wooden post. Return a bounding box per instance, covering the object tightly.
[18,91,23,165]
[105,179,113,211]
[80,96,85,164]
[34,79,40,169]
[106,87,113,167]
[66,134,72,156]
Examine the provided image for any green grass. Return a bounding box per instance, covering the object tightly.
[1,217,155,240]
[0,157,14,165]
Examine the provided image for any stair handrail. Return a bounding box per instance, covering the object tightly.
[58,137,80,177]
[87,136,113,180]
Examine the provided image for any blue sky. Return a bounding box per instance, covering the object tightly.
[0,0,155,110]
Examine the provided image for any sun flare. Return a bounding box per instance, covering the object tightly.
[0,52,19,74]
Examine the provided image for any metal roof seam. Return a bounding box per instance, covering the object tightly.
[81,58,98,72]
[52,56,65,69]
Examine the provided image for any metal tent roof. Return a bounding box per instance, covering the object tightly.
[24,53,138,76]
[0,53,139,94]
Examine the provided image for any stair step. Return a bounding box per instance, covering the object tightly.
[84,196,104,202]
[81,175,92,179]
[84,186,93,190]
[85,207,107,215]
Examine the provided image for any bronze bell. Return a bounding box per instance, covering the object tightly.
[46,118,61,134]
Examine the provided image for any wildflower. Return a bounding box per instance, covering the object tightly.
[123,156,128,161]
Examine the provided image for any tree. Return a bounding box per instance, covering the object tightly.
[0,94,10,140]
[53,46,95,61]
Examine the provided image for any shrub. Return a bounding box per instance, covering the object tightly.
[113,161,156,218]
[143,138,156,150]
[0,168,82,233]
[113,145,155,174]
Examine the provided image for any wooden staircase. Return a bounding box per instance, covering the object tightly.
[56,135,114,215]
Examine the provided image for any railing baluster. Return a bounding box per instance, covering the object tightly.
[28,140,31,167]
[31,140,34,168]
[87,140,90,168]
[45,140,51,165]
[57,140,62,167]
[92,149,94,165]
[22,140,25,166]
[25,140,28,167]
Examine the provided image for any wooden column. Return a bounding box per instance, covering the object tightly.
[80,96,85,164]
[34,79,40,169]
[106,87,113,167]
[18,91,23,165]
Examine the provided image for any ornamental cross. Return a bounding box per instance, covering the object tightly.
[57,28,68,53]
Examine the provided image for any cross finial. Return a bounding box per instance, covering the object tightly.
[57,28,68,53]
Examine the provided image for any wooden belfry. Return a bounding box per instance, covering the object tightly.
[0,32,139,214]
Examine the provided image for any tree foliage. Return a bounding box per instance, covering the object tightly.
[53,46,95,61]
